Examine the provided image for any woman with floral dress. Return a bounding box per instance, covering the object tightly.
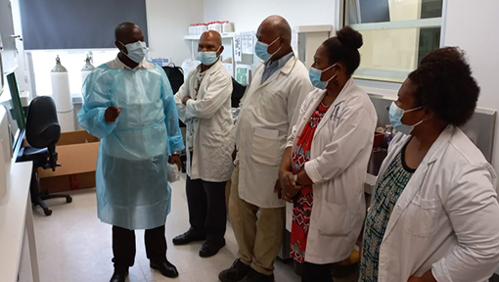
[279,26,377,282]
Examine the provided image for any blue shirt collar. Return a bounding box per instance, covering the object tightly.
[262,51,294,83]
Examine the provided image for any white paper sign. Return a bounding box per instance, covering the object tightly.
[241,32,254,54]
[234,33,242,62]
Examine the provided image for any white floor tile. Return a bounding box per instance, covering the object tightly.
[31,176,300,282]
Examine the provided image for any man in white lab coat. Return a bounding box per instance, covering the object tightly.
[218,15,313,282]
[173,30,234,258]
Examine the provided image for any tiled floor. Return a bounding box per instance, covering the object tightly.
[29,175,301,282]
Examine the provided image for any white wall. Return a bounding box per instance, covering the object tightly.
[146,0,204,65]
[203,0,337,33]
[444,3,499,273]
[203,0,499,171]
[443,0,499,169]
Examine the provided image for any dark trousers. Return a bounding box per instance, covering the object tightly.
[301,262,333,282]
[112,225,166,271]
[186,175,227,243]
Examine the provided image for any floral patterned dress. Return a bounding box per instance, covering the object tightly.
[290,102,331,263]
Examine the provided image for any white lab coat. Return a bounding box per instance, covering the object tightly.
[175,61,234,182]
[285,79,377,264]
[235,53,313,208]
[374,126,499,282]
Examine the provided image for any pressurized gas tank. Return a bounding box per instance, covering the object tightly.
[81,54,95,86]
[51,55,75,132]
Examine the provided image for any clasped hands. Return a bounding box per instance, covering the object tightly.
[277,170,302,202]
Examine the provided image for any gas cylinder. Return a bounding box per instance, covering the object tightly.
[51,55,75,132]
[81,53,95,85]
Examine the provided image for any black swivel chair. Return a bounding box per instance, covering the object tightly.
[231,78,246,108]
[17,96,72,216]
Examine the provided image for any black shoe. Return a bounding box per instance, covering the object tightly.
[240,268,274,282]
[150,260,179,278]
[218,259,251,282]
[110,270,128,282]
[172,230,206,245]
[199,239,226,258]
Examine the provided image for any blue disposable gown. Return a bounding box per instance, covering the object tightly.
[78,63,184,230]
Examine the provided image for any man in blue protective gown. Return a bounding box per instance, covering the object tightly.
[78,22,184,282]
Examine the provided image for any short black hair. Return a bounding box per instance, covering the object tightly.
[322,26,363,75]
[408,47,479,126]
[115,22,136,41]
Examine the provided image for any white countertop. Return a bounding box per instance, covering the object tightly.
[0,161,34,282]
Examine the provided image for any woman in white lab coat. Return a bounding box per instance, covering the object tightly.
[278,26,377,282]
[359,47,499,282]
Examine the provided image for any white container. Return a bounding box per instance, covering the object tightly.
[222,21,235,33]
[189,24,196,35]
[208,21,222,33]
[199,23,208,34]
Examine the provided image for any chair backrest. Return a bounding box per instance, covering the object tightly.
[25,96,61,149]
[231,78,246,108]
[162,64,184,94]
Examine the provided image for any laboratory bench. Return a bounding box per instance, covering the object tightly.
[0,161,40,282]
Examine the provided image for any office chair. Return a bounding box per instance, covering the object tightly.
[17,96,72,216]
[231,78,246,108]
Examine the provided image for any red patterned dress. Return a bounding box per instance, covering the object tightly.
[290,102,331,263]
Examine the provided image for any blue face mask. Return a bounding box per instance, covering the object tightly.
[120,41,148,63]
[309,64,337,90]
[198,47,221,66]
[255,37,281,61]
[389,102,424,135]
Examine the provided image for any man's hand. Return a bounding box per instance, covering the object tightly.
[169,154,182,171]
[279,171,295,192]
[105,106,121,124]
[279,171,300,202]
[182,96,191,105]
[283,185,301,203]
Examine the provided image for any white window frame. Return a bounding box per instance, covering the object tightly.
[335,0,449,94]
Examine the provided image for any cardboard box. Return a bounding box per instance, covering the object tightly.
[37,130,99,193]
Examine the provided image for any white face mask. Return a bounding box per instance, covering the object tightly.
[198,46,221,66]
[255,37,281,61]
[120,41,148,63]
[389,102,424,135]
[309,64,337,90]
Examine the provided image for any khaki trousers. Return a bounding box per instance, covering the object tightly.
[229,164,285,275]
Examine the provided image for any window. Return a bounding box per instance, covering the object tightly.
[30,50,117,97]
[19,0,148,50]
[343,0,443,82]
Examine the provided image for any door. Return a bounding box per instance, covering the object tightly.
[0,0,19,75]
